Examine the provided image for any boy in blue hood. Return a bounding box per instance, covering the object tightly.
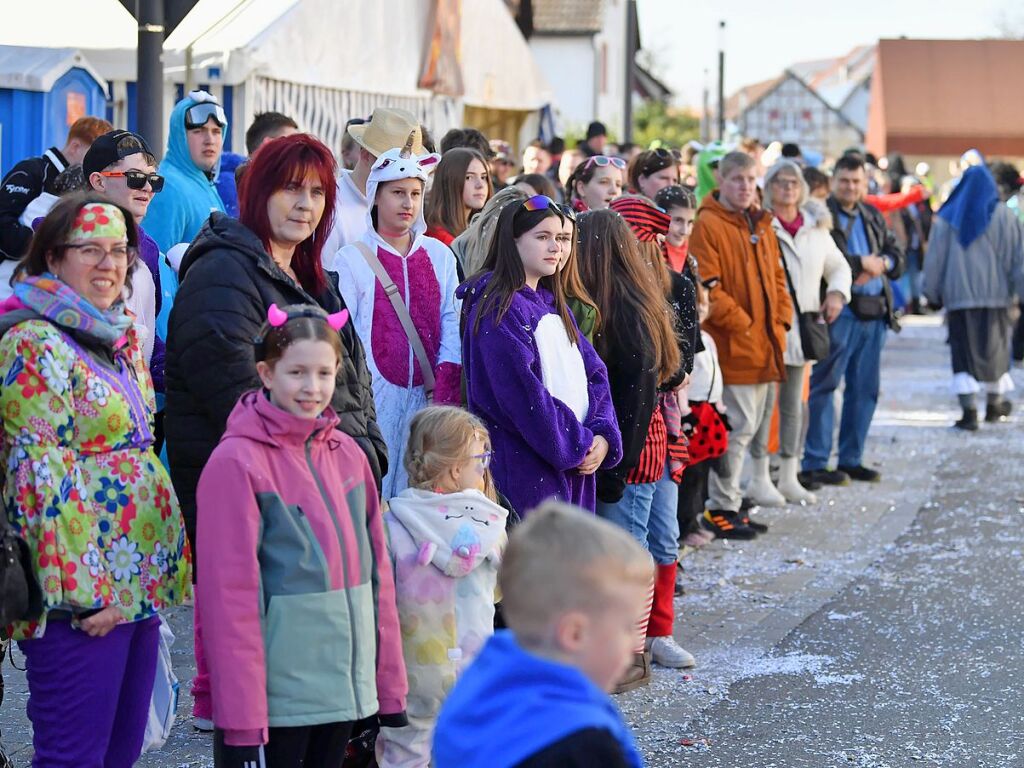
[145,90,227,253]
[433,502,651,768]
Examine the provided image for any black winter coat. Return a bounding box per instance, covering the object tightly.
[165,213,387,546]
[826,196,906,329]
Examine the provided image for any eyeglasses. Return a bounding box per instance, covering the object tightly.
[184,102,227,130]
[60,243,138,267]
[521,194,577,223]
[99,170,165,193]
[584,155,627,171]
[771,177,800,189]
[471,450,494,469]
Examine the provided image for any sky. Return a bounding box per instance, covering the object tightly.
[637,0,1021,108]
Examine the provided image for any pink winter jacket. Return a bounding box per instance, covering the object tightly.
[196,390,407,746]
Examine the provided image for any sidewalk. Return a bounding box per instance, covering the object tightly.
[0,315,1016,767]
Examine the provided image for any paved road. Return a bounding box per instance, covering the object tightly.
[620,316,1024,767]
[1,316,1020,768]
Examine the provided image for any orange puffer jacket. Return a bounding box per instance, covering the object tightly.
[689,192,793,385]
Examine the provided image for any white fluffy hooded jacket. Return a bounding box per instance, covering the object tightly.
[771,198,853,366]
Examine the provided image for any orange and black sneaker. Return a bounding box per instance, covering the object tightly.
[701,509,758,540]
[740,512,769,533]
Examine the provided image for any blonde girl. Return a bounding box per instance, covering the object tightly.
[377,406,509,768]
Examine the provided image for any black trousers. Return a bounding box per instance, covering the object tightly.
[214,721,354,768]
[677,460,711,538]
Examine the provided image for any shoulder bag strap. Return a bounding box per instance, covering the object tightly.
[777,244,803,315]
[354,241,436,399]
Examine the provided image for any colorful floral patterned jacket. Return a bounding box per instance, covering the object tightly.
[0,318,192,639]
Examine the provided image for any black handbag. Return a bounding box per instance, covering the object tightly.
[779,252,831,361]
[0,515,43,629]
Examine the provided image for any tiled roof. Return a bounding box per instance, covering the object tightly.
[531,0,605,34]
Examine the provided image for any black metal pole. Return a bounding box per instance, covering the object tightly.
[624,0,637,144]
[717,21,725,141]
[137,0,165,159]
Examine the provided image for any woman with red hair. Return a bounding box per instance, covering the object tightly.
[164,133,386,729]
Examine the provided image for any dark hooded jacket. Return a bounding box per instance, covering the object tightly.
[165,213,386,548]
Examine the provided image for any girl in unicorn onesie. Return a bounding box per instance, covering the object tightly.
[376,405,507,768]
[330,133,462,498]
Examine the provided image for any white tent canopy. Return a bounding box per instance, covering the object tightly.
[161,0,551,110]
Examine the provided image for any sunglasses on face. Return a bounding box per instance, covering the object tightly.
[184,102,227,130]
[584,155,627,171]
[521,194,577,222]
[99,170,164,193]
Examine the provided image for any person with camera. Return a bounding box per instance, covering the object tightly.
[802,153,904,487]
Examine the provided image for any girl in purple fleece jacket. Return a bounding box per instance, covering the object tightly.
[196,304,407,768]
[458,195,622,517]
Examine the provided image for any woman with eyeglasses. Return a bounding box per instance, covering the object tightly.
[458,195,622,518]
[567,155,625,212]
[762,160,851,503]
[0,193,192,765]
[628,148,681,201]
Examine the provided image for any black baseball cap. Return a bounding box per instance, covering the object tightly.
[83,130,156,180]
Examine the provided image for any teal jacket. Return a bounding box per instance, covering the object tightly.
[145,94,226,253]
[195,391,407,746]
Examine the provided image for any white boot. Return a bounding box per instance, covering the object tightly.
[747,455,787,507]
[776,456,817,504]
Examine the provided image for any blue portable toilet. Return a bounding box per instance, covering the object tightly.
[0,46,107,177]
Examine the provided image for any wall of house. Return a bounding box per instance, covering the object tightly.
[839,80,871,134]
[741,77,862,159]
[593,0,627,139]
[529,36,595,137]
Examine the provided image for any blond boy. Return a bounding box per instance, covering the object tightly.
[433,502,651,768]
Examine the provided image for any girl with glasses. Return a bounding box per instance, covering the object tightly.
[458,195,622,518]
[567,155,625,212]
[377,405,508,768]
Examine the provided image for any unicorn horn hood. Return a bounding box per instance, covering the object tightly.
[363,135,441,243]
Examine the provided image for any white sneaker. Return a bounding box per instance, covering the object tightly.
[646,635,696,668]
[193,717,214,732]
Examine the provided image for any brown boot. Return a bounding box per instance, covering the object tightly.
[612,651,651,694]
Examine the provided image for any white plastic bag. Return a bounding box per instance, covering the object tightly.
[142,616,179,753]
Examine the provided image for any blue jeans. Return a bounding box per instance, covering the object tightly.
[596,464,679,565]
[803,308,887,471]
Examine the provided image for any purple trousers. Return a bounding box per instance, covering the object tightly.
[19,615,160,768]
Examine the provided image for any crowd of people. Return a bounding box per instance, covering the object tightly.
[0,90,1021,768]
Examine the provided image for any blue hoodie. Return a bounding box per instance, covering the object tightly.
[433,631,644,768]
[145,94,227,253]
[938,164,1000,249]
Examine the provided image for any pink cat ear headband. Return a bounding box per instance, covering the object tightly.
[254,303,349,361]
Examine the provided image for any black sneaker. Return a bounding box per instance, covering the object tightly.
[985,400,1012,423]
[800,468,850,487]
[740,513,769,533]
[702,509,758,540]
[797,471,823,491]
[955,407,980,431]
[838,465,881,483]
